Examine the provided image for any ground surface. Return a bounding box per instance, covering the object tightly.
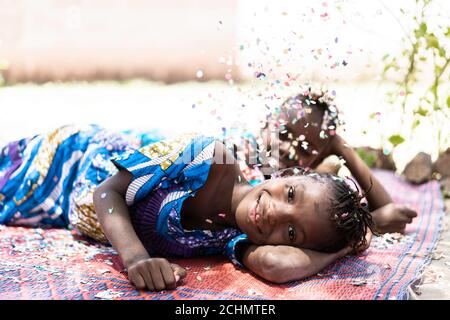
[410,199,450,299]
[1,80,449,299]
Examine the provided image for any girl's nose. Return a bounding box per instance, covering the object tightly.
[266,198,291,227]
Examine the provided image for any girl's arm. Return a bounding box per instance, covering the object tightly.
[93,170,186,291]
[93,170,149,267]
[240,244,351,284]
[240,229,373,284]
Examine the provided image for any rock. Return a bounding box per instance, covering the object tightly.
[403,152,432,184]
[440,177,450,199]
[433,148,450,178]
[356,147,396,171]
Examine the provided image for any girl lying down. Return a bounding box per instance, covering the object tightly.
[1,125,375,291]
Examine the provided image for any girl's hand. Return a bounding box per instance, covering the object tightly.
[127,257,187,291]
[371,203,417,234]
[353,229,373,254]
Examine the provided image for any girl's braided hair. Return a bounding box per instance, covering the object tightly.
[271,86,344,137]
[271,166,375,252]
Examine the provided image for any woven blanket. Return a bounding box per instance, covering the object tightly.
[0,170,444,300]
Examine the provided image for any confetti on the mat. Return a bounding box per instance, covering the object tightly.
[98,268,111,274]
[108,207,114,214]
[351,279,367,286]
[247,289,263,296]
[100,193,107,199]
[372,232,417,249]
[95,289,123,300]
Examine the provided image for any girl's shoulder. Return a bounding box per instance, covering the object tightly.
[112,133,222,206]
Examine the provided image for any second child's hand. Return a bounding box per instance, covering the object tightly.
[371,203,417,234]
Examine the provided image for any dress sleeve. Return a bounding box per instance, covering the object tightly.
[111,133,216,206]
[223,233,251,268]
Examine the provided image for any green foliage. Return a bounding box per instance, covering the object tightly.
[382,0,450,151]
[356,148,377,168]
[388,134,406,147]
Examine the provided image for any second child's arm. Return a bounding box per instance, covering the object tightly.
[331,135,391,210]
[93,170,186,291]
[330,135,417,233]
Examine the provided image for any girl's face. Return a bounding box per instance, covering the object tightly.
[235,176,338,250]
[263,107,331,169]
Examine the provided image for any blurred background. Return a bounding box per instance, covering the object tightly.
[0,0,449,171]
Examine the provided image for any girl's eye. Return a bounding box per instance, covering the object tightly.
[287,186,295,203]
[288,224,296,242]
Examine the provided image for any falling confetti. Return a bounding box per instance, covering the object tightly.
[254,71,266,79]
[196,70,204,78]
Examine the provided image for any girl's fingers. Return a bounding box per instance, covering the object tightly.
[149,263,166,291]
[130,273,147,290]
[403,207,418,218]
[160,264,177,290]
[171,263,187,280]
[399,215,413,223]
[140,267,155,291]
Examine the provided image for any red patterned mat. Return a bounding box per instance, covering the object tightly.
[0,170,444,300]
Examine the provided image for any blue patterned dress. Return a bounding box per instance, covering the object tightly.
[0,125,248,266]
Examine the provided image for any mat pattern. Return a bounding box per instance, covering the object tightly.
[0,170,444,300]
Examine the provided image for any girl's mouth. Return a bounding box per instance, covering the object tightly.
[249,193,264,234]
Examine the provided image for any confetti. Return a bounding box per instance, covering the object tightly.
[100,193,107,199]
[372,233,417,249]
[108,207,114,214]
[254,71,266,79]
[351,279,367,286]
[247,289,263,296]
[95,289,123,300]
[98,268,111,274]
[196,69,204,78]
